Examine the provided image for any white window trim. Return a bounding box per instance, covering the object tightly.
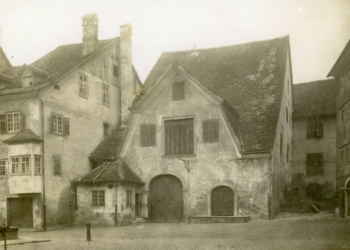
[102,84,110,106]
[0,159,7,176]
[11,155,30,174]
[6,111,21,133]
[79,74,88,98]
[52,113,64,135]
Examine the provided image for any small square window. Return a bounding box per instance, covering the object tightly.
[92,190,105,207]
[35,156,41,174]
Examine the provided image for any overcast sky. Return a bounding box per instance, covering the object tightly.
[0,0,349,83]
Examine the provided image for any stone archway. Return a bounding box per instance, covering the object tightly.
[207,183,238,216]
[149,175,183,222]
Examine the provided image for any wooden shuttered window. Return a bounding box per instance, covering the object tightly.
[165,118,194,156]
[203,120,219,142]
[306,153,323,176]
[172,81,185,101]
[140,124,156,147]
[307,116,323,138]
[51,113,70,136]
[0,115,6,133]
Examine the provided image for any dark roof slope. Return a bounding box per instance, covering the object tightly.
[293,79,336,117]
[143,36,290,152]
[76,161,143,184]
[31,38,119,83]
[89,126,126,160]
[4,129,42,144]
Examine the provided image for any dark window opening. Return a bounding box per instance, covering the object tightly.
[140,124,156,147]
[165,118,194,156]
[306,153,323,176]
[103,123,110,137]
[307,116,323,138]
[113,65,118,77]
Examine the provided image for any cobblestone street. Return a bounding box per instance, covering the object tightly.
[4,212,350,250]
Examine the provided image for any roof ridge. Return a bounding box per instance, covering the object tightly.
[161,35,290,54]
[57,37,119,48]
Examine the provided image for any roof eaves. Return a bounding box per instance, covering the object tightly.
[327,39,350,77]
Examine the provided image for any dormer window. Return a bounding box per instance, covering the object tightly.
[23,76,33,87]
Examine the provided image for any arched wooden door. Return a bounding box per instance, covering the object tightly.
[150,175,183,222]
[212,186,233,216]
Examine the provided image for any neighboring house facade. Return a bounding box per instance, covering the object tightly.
[328,39,350,218]
[0,14,141,229]
[292,79,336,208]
[76,36,293,225]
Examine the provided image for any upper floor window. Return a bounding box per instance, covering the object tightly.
[0,115,6,133]
[11,155,30,174]
[6,112,23,133]
[286,107,289,123]
[92,190,105,207]
[79,74,88,98]
[172,81,185,101]
[164,118,194,156]
[53,156,61,175]
[306,153,323,176]
[0,160,7,176]
[203,120,219,143]
[113,65,118,77]
[140,124,156,147]
[35,156,41,174]
[307,116,323,138]
[51,113,69,136]
[23,76,33,87]
[102,84,110,106]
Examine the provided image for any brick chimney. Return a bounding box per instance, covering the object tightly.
[82,14,99,55]
[120,24,133,126]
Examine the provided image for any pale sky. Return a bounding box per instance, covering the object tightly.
[0,0,349,84]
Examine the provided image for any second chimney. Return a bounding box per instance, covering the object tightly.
[82,14,99,55]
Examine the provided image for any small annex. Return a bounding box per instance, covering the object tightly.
[76,35,294,225]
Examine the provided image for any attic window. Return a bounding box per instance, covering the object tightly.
[172,81,185,101]
[23,76,33,87]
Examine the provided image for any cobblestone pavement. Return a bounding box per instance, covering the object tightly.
[7,212,350,250]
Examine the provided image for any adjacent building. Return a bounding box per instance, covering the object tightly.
[76,36,294,225]
[291,79,336,209]
[0,14,141,229]
[328,39,350,218]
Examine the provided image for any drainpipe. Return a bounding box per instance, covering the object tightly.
[268,154,272,220]
[38,96,46,231]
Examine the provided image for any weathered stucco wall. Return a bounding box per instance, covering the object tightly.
[292,115,336,199]
[122,71,271,220]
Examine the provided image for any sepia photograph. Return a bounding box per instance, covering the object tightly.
[0,0,349,249]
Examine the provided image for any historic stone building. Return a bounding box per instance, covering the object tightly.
[0,14,141,229]
[76,36,294,225]
[328,39,350,218]
[291,79,336,208]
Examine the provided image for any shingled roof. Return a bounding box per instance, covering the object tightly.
[142,36,290,152]
[4,129,42,144]
[89,126,126,160]
[75,161,143,184]
[293,79,336,117]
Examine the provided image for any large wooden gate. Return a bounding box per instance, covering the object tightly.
[8,197,33,228]
[150,175,183,222]
[212,186,233,216]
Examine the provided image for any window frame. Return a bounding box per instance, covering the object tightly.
[0,159,7,176]
[0,115,6,133]
[6,111,21,133]
[126,190,133,208]
[53,156,62,176]
[92,190,105,207]
[52,113,64,135]
[11,155,30,174]
[35,155,41,174]
[102,83,110,106]
[23,76,33,87]
[79,74,88,98]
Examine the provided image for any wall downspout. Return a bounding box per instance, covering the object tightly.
[38,96,46,231]
[268,154,273,220]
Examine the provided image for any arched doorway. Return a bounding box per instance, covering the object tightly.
[150,175,183,222]
[211,186,233,216]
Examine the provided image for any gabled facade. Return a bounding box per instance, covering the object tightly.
[79,36,293,225]
[291,79,336,207]
[328,39,350,218]
[0,14,141,229]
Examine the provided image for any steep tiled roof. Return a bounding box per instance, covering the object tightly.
[293,79,336,117]
[31,38,119,83]
[142,36,290,152]
[89,127,126,160]
[75,160,143,184]
[4,129,42,144]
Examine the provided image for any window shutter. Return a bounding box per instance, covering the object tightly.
[53,157,61,175]
[165,119,194,156]
[306,154,313,175]
[172,81,185,101]
[0,115,6,133]
[306,117,316,138]
[50,114,54,133]
[64,118,70,136]
[316,116,323,138]
[140,124,156,147]
[203,120,219,142]
[20,113,25,130]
